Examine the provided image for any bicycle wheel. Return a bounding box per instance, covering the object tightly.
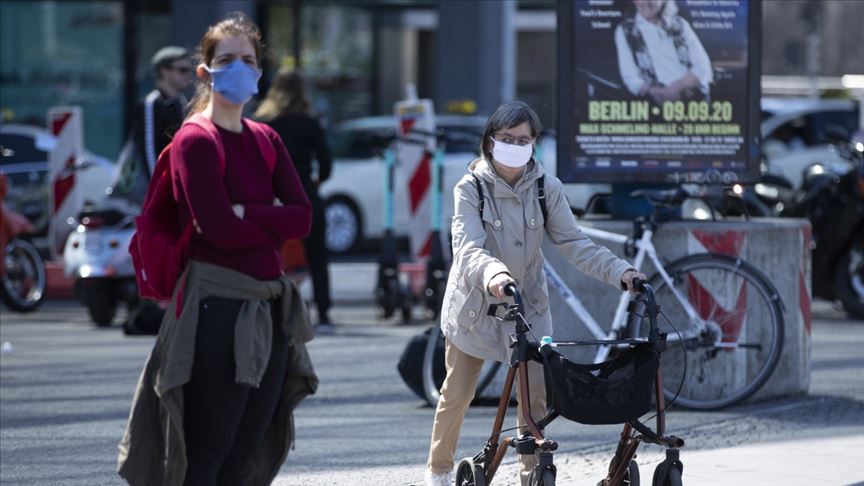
[0,239,46,313]
[422,323,502,406]
[627,253,784,410]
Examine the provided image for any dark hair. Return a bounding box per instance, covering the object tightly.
[186,12,264,116]
[253,68,312,121]
[480,101,543,160]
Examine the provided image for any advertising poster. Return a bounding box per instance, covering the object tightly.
[558,0,761,184]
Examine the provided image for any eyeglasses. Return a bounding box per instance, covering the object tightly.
[492,134,534,147]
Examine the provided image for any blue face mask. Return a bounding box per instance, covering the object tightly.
[205,59,261,105]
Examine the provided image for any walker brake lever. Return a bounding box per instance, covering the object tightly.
[488,303,520,321]
[487,303,507,321]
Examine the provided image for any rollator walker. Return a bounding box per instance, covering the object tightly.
[456,280,685,486]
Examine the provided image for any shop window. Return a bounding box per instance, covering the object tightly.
[265,3,373,125]
[0,1,124,159]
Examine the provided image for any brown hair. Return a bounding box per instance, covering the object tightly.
[186,12,264,117]
[253,68,312,121]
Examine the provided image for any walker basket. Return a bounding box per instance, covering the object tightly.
[540,344,659,425]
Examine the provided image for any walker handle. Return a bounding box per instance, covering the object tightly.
[503,282,517,297]
[503,283,524,316]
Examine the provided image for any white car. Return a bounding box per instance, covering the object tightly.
[0,123,116,247]
[760,98,861,188]
[319,116,601,254]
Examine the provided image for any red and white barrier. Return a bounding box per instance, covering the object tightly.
[395,94,437,260]
[47,106,84,260]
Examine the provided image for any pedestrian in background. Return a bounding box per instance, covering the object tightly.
[122,46,194,336]
[255,68,335,334]
[134,46,194,178]
[425,101,644,486]
[118,13,317,486]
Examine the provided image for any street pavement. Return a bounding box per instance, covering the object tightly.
[1,261,863,485]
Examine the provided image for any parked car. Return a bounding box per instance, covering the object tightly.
[760,97,861,189]
[319,115,602,254]
[0,123,116,247]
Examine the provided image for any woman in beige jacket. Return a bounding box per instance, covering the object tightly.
[425,101,644,486]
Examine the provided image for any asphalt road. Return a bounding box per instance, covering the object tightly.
[1,298,862,485]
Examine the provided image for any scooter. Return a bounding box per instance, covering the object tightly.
[375,148,412,322]
[62,140,148,327]
[0,173,46,312]
[785,141,864,319]
[63,200,139,326]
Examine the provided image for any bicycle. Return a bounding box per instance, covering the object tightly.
[422,187,785,410]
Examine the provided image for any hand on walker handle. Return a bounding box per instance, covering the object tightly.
[487,273,516,299]
[621,270,648,294]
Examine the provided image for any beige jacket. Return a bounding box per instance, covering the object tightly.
[117,261,317,485]
[441,158,635,362]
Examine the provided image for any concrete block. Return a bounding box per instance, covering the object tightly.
[537,217,812,405]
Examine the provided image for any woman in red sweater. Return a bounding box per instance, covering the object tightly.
[176,14,312,486]
[118,13,313,486]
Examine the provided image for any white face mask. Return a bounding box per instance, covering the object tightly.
[491,138,533,168]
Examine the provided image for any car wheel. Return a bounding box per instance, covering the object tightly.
[324,196,361,254]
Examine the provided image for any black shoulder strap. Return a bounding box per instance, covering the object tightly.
[473,173,547,226]
[472,173,485,220]
[538,175,548,226]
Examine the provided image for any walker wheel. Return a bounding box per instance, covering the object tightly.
[528,466,556,486]
[652,462,682,486]
[625,460,640,486]
[455,457,486,486]
[597,459,639,486]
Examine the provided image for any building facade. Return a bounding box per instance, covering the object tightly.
[1,0,860,161]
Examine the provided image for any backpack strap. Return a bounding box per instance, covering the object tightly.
[472,173,548,227]
[537,175,548,226]
[472,173,485,221]
[185,113,226,175]
[244,119,277,174]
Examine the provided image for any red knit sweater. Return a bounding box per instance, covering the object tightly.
[171,121,312,280]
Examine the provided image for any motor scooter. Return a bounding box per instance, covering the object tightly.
[0,173,46,312]
[785,141,864,319]
[62,139,148,327]
[63,201,139,326]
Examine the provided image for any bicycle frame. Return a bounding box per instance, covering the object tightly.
[543,222,706,363]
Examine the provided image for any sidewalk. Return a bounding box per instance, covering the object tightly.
[273,430,864,485]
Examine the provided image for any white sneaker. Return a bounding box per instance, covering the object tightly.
[424,469,452,486]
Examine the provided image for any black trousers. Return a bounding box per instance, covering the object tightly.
[183,297,290,486]
[302,186,332,320]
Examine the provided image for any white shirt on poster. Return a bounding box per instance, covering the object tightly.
[614,12,713,96]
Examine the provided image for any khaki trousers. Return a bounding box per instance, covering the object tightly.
[427,340,546,485]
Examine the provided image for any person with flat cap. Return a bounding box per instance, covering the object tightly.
[122,46,193,336]
[133,46,194,177]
